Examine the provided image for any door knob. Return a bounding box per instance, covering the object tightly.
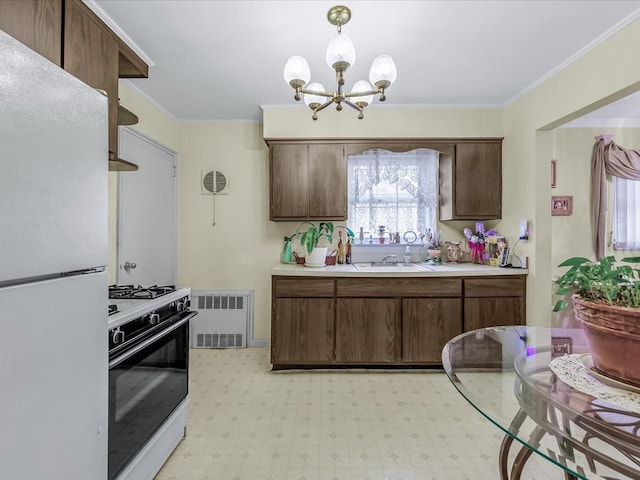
[123,261,137,271]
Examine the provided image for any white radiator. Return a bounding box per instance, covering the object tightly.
[190,290,251,348]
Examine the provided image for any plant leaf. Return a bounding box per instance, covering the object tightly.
[557,257,591,267]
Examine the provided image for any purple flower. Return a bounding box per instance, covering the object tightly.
[475,222,485,235]
[463,228,472,240]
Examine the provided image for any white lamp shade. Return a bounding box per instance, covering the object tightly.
[369,55,397,87]
[284,55,311,86]
[351,80,374,106]
[303,82,325,107]
[325,34,356,70]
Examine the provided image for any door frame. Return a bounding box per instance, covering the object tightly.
[116,127,178,285]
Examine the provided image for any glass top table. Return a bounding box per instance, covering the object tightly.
[442,326,640,480]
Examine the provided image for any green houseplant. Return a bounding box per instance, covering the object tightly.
[292,222,334,266]
[553,256,640,311]
[553,255,640,386]
[296,222,334,255]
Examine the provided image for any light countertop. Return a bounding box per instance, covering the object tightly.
[272,262,528,277]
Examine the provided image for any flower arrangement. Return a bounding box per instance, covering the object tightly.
[463,222,499,264]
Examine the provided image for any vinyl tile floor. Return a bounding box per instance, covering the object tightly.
[154,347,565,480]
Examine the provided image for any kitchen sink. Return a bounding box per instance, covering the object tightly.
[353,263,432,273]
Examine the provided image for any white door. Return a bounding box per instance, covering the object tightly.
[117,128,177,286]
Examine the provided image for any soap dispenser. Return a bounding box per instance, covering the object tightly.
[403,246,412,265]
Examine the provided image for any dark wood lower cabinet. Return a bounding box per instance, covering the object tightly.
[403,298,463,364]
[272,298,334,364]
[464,297,524,331]
[336,298,401,363]
[271,274,525,368]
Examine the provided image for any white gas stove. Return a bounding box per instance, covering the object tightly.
[107,284,195,480]
[108,285,191,329]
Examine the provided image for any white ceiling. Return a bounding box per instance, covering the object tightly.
[90,0,640,124]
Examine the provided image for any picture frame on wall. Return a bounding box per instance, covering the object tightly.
[551,195,573,216]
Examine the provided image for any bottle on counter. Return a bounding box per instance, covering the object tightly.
[281,236,292,263]
[403,246,412,265]
[345,237,352,264]
[337,230,345,264]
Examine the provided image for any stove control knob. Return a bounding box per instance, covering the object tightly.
[112,328,125,345]
[148,313,160,325]
[176,300,185,312]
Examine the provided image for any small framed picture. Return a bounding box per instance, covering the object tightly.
[551,337,573,357]
[551,159,557,188]
[551,195,573,216]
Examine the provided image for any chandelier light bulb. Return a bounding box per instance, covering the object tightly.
[284,55,311,88]
[325,34,356,72]
[351,80,374,107]
[369,55,397,89]
[303,82,325,109]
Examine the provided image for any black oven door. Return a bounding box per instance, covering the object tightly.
[108,311,195,480]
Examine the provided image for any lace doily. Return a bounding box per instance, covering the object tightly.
[549,354,640,414]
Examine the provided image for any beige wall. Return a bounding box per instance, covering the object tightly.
[110,15,640,339]
[552,127,640,268]
[503,16,640,326]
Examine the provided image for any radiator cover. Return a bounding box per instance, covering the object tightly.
[190,290,250,348]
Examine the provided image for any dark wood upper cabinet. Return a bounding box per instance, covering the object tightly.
[0,0,62,65]
[269,142,347,221]
[63,0,119,156]
[267,138,502,223]
[439,141,502,220]
[0,0,148,169]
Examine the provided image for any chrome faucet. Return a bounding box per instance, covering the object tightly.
[381,255,398,265]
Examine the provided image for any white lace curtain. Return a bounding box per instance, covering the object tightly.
[347,148,439,235]
[592,134,640,258]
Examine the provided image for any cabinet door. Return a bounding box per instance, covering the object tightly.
[453,143,501,218]
[308,144,346,219]
[0,0,62,65]
[336,298,400,363]
[464,297,524,331]
[63,0,119,156]
[270,144,309,220]
[440,141,502,220]
[272,298,334,364]
[403,298,462,363]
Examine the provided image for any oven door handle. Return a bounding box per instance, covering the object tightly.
[109,311,196,368]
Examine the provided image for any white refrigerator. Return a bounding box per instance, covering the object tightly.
[0,31,108,479]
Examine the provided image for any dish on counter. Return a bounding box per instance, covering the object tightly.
[579,354,640,394]
[304,263,326,268]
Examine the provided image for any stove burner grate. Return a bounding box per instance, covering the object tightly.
[108,284,176,300]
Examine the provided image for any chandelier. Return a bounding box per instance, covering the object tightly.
[283,5,397,120]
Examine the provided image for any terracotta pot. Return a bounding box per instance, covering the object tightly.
[573,295,640,387]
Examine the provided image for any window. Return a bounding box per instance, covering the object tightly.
[613,176,640,250]
[347,148,439,237]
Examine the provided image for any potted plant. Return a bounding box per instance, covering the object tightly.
[294,221,334,266]
[553,255,640,386]
[424,228,442,263]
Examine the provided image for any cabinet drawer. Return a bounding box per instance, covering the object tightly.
[274,277,335,297]
[337,278,461,297]
[464,276,525,297]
